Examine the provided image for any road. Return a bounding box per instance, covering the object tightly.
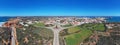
[11,27,15,45]
[10,23,76,45]
[45,25,62,45]
[45,24,74,45]
[11,27,19,45]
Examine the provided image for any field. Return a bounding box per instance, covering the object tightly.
[65,30,92,45]
[61,23,105,45]
[33,22,45,27]
[16,25,53,45]
[61,24,72,27]
[67,26,80,33]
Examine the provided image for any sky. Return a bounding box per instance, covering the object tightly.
[0,0,120,16]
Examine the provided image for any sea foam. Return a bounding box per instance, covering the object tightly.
[0,22,5,27]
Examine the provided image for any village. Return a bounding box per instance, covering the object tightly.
[0,17,119,45]
[2,17,105,27]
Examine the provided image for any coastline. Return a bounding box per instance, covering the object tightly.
[0,22,5,27]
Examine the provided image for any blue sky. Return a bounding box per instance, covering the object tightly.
[0,0,120,16]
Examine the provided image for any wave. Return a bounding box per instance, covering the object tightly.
[0,22,5,27]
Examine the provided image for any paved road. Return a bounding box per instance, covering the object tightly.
[45,26,61,45]
[10,24,76,45]
[45,24,74,45]
[11,27,15,45]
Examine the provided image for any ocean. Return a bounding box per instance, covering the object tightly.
[77,16,120,22]
[0,16,16,27]
[0,16,16,22]
[106,16,120,22]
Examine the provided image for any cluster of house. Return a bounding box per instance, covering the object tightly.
[2,17,105,27]
[41,17,105,26]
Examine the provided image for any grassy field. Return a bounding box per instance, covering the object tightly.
[67,26,80,33]
[62,24,72,27]
[65,30,92,45]
[33,22,45,27]
[80,23,105,31]
[62,23,105,45]
[93,23,105,31]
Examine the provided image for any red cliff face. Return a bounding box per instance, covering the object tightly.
[2,18,20,45]
[2,18,20,27]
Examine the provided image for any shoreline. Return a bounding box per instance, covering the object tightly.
[0,22,5,27]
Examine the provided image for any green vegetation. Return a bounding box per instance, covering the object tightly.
[67,26,80,33]
[33,27,53,39]
[60,23,105,45]
[33,22,45,27]
[0,27,11,45]
[17,25,53,45]
[79,23,105,31]
[65,30,92,45]
[62,24,72,27]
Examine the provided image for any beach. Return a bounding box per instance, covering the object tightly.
[0,22,5,27]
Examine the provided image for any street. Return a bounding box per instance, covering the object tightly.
[45,23,72,45]
[11,27,15,45]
